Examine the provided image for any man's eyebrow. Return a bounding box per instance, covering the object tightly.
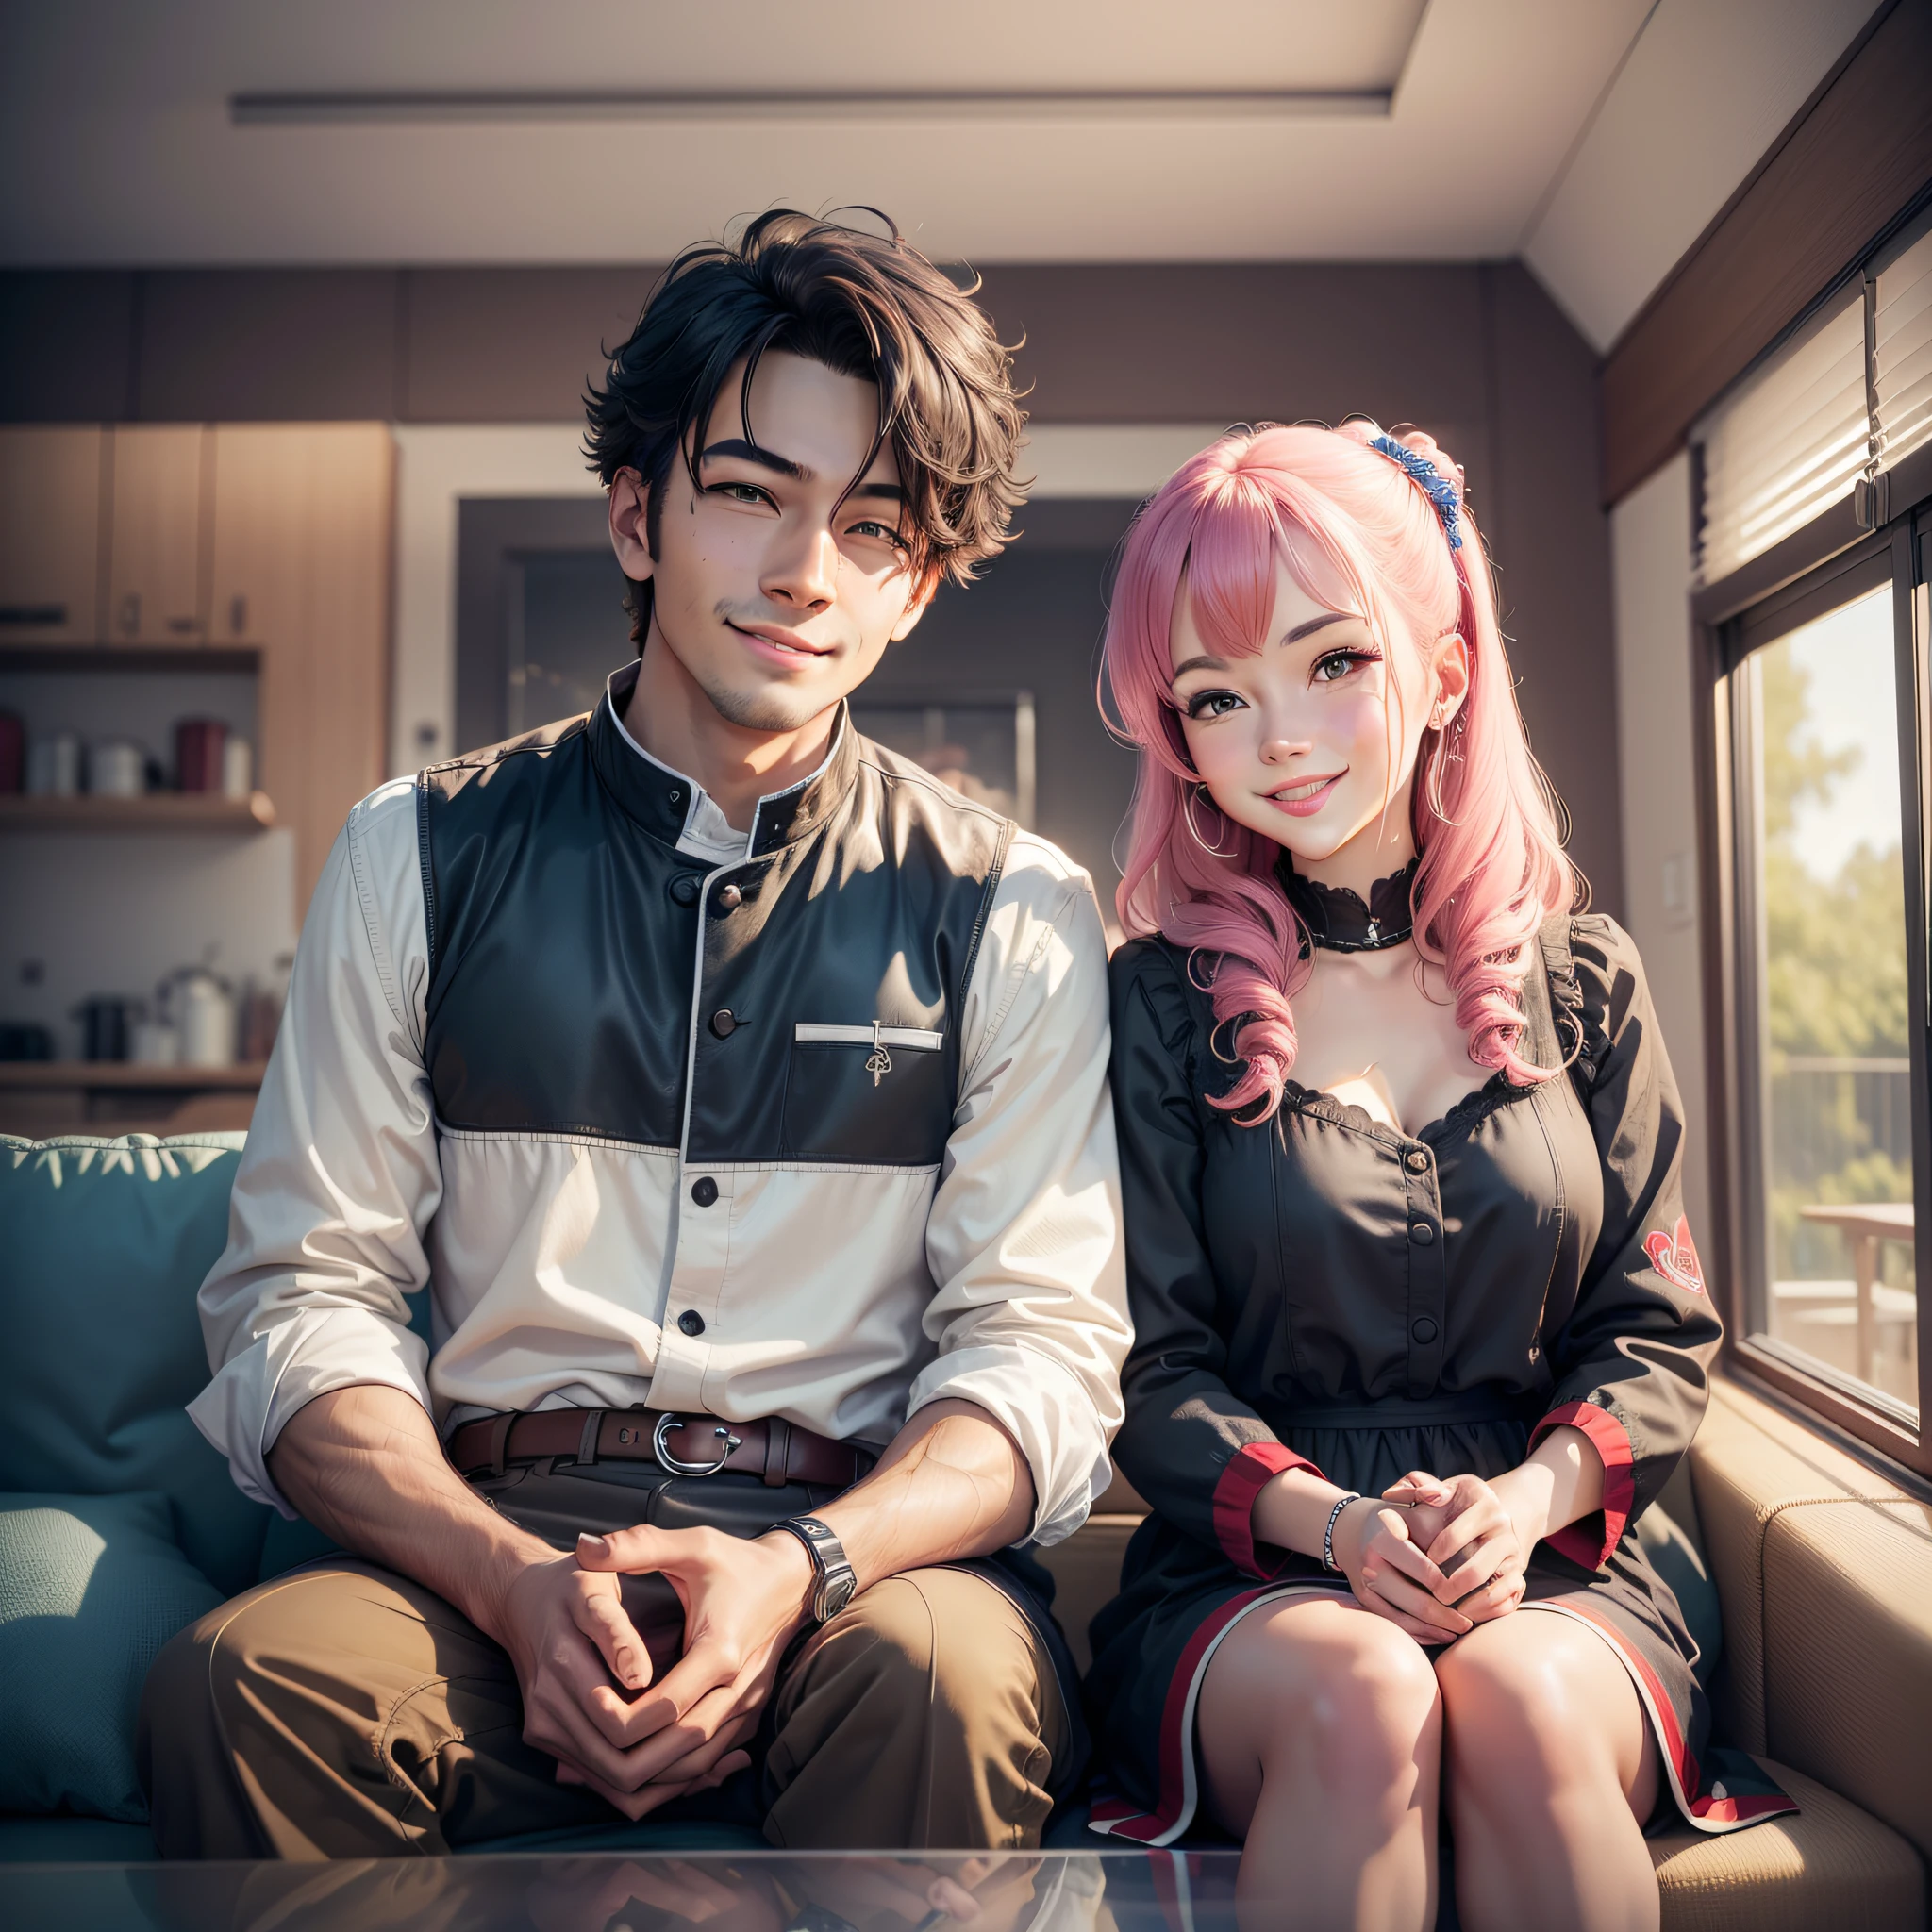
[699,438,808,482]
[847,480,907,504]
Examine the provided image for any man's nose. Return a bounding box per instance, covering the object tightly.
[764,523,841,613]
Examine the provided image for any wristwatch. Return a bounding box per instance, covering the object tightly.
[773,1515,858,1624]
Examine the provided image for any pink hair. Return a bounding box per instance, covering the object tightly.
[1104,421,1576,1123]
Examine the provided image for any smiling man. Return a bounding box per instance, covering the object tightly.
[144,212,1128,1859]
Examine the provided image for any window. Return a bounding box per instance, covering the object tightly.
[1724,558,1923,1439]
[1694,204,1932,1469]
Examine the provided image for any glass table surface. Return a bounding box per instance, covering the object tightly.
[1,1850,1249,1932]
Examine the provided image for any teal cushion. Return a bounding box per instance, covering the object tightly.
[0,1814,158,1860]
[0,1492,223,1822]
[0,1136,271,1595]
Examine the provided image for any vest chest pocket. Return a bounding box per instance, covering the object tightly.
[781,1023,951,1166]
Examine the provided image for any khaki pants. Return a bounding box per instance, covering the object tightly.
[138,1556,1070,1859]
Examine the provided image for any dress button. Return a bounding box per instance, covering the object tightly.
[667,787,684,805]
[716,883,742,911]
[1409,1222,1436,1245]
[677,1309,706,1337]
[691,1175,719,1207]
[1407,1149,1430,1174]
[1411,1316,1440,1344]
[709,1008,738,1039]
[668,874,701,908]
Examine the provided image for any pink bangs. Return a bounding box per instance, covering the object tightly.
[1103,422,1577,1124]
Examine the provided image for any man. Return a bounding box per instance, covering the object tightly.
[143,211,1128,1858]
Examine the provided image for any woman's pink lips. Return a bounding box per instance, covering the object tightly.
[1265,774,1344,818]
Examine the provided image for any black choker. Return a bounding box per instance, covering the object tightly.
[1276,855,1420,953]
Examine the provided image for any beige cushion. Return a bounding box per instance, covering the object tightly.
[1763,1496,1932,1858]
[1651,1759,1924,1931]
[1035,1514,1140,1675]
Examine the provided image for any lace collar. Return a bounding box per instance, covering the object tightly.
[1276,854,1420,953]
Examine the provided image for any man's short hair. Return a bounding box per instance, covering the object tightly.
[585,208,1028,645]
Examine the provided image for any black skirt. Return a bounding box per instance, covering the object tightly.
[1084,1398,1794,1844]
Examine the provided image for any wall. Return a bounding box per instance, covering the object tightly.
[1609,454,1712,1242]
[1,258,1624,913]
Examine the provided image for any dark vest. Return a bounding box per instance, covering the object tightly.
[415,662,1011,1168]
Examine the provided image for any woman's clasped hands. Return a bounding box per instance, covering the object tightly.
[1330,1469,1535,1644]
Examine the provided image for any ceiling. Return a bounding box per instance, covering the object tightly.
[0,1,1876,350]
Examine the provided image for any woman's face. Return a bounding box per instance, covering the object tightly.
[1168,549,1466,883]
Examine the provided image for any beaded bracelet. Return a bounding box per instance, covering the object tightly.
[1323,1491,1362,1573]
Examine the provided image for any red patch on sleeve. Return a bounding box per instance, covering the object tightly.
[1643,1215,1706,1294]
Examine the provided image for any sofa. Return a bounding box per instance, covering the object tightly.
[1,1131,1926,1928]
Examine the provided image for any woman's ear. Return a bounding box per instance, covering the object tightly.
[1430,631,1471,729]
[608,468,655,581]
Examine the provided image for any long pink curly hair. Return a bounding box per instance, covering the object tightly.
[1104,421,1577,1123]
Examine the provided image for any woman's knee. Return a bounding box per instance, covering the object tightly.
[1435,1621,1619,1807]
[1219,1607,1441,1794]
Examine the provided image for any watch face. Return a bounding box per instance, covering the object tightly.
[819,1570,858,1621]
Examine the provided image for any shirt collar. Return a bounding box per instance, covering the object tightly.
[591,659,855,859]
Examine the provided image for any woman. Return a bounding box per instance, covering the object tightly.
[1084,423,1792,1932]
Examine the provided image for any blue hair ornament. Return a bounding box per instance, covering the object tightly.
[1368,434,1463,553]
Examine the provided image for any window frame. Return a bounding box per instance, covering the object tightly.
[1694,498,1932,1474]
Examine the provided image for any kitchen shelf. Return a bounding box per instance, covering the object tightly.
[0,1061,269,1090]
[0,791,275,832]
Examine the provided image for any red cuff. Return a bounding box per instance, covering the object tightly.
[1530,1401,1636,1570]
[1212,1441,1321,1578]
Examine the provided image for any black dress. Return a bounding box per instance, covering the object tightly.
[1085,912,1795,1844]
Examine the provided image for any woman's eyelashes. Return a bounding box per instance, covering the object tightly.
[1182,688,1247,722]
[1311,648,1381,685]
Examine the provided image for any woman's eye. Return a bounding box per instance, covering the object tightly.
[1313,650,1374,684]
[1184,690,1245,721]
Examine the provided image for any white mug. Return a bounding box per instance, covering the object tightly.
[130,1020,180,1066]
[222,736,254,801]
[89,740,146,798]
[26,731,81,797]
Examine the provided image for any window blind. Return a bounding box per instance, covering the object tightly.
[1693,293,1870,588]
[1875,225,1932,478]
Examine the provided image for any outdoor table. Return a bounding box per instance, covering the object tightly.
[1797,1201,1915,1384]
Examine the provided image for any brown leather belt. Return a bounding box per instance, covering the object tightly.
[447,1407,874,1490]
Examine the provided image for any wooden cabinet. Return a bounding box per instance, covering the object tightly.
[208,424,393,908]
[1,419,393,921]
[105,425,210,643]
[0,426,107,642]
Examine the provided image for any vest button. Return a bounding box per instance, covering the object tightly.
[709,1008,738,1039]
[1407,1149,1430,1173]
[1409,1222,1436,1245]
[667,787,684,806]
[691,1175,719,1207]
[716,883,742,911]
[677,1309,706,1337]
[1411,1316,1440,1344]
[668,874,701,908]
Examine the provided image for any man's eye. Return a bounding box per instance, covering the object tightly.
[1185,691,1245,721]
[711,481,772,507]
[848,519,907,547]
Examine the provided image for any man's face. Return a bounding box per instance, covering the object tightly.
[608,350,934,735]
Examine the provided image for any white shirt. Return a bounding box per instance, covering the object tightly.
[189,705,1130,1546]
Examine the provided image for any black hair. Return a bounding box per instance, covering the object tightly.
[584,208,1027,645]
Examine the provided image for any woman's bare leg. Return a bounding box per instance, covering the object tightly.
[1434,1608,1662,1932]
[1196,1595,1441,1932]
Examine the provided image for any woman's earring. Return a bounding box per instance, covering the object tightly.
[1184,781,1238,858]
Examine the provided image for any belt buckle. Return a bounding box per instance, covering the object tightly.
[653,1412,742,1476]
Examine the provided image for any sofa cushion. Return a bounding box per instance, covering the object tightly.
[1650,1757,1924,1931]
[0,1815,158,1861]
[0,1136,270,1597]
[0,1491,223,1823]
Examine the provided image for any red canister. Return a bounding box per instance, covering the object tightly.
[175,718,228,793]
